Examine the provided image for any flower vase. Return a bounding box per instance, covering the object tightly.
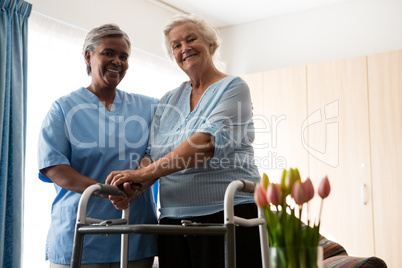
[269,246,323,268]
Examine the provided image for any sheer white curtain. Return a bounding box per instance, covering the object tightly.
[24,11,186,268]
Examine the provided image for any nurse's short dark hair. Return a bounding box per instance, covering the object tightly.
[83,23,131,76]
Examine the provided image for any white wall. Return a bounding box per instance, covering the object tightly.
[220,0,402,75]
[28,0,177,59]
[30,0,402,76]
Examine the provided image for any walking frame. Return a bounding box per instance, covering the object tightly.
[70,180,269,268]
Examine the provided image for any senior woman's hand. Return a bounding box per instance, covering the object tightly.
[106,169,143,186]
[107,168,158,190]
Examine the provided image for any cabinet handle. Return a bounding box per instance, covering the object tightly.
[361,184,368,205]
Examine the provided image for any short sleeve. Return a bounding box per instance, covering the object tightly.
[37,101,72,182]
[196,78,254,159]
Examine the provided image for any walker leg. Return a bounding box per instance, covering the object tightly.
[225,223,236,268]
[258,207,269,268]
[71,224,84,268]
[121,233,128,268]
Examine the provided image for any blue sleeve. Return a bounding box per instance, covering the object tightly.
[197,79,254,159]
[37,101,71,182]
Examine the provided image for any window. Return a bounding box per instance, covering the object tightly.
[24,11,186,267]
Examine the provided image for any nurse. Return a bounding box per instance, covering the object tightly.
[37,24,158,268]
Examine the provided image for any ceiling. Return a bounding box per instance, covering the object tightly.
[154,0,355,28]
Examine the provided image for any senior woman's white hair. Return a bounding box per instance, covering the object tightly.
[163,14,221,60]
[83,23,131,76]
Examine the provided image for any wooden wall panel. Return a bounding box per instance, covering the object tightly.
[262,66,309,181]
[368,50,402,267]
[306,56,375,257]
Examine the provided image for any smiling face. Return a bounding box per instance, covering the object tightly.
[85,36,130,90]
[168,22,214,75]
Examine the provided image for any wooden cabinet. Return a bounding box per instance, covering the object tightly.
[262,67,309,180]
[243,51,402,266]
[367,50,402,267]
[242,66,309,181]
[306,56,375,257]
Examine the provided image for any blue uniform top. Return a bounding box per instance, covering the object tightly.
[147,76,260,219]
[37,87,159,264]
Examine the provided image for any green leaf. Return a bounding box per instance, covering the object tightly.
[262,173,270,190]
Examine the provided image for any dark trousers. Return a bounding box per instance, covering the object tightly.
[158,203,263,268]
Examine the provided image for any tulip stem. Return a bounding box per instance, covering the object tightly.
[318,199,324,225]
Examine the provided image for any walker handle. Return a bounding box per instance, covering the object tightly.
[238,180,256,193]
[94,183,126,196]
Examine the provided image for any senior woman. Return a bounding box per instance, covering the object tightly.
[37,24,158,267]
[107,14,262,267]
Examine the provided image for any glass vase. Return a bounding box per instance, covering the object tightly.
[269,246,323,268]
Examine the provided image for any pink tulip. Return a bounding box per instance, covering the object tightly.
[318,176,331,199]
[303,178,315,202]
[267,183,282,206]
[291,181,306,205]
[254,184,268,208]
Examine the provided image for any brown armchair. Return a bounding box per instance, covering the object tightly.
[319,235,387,267]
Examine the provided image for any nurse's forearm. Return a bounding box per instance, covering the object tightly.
[41,164,98,194]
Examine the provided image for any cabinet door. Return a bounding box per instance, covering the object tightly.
[368,50,402,267]
[262,66,309,180]
[306,56,375,257]
[242,67,309,181]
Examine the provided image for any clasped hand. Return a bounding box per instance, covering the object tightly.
[105,170,152,210]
